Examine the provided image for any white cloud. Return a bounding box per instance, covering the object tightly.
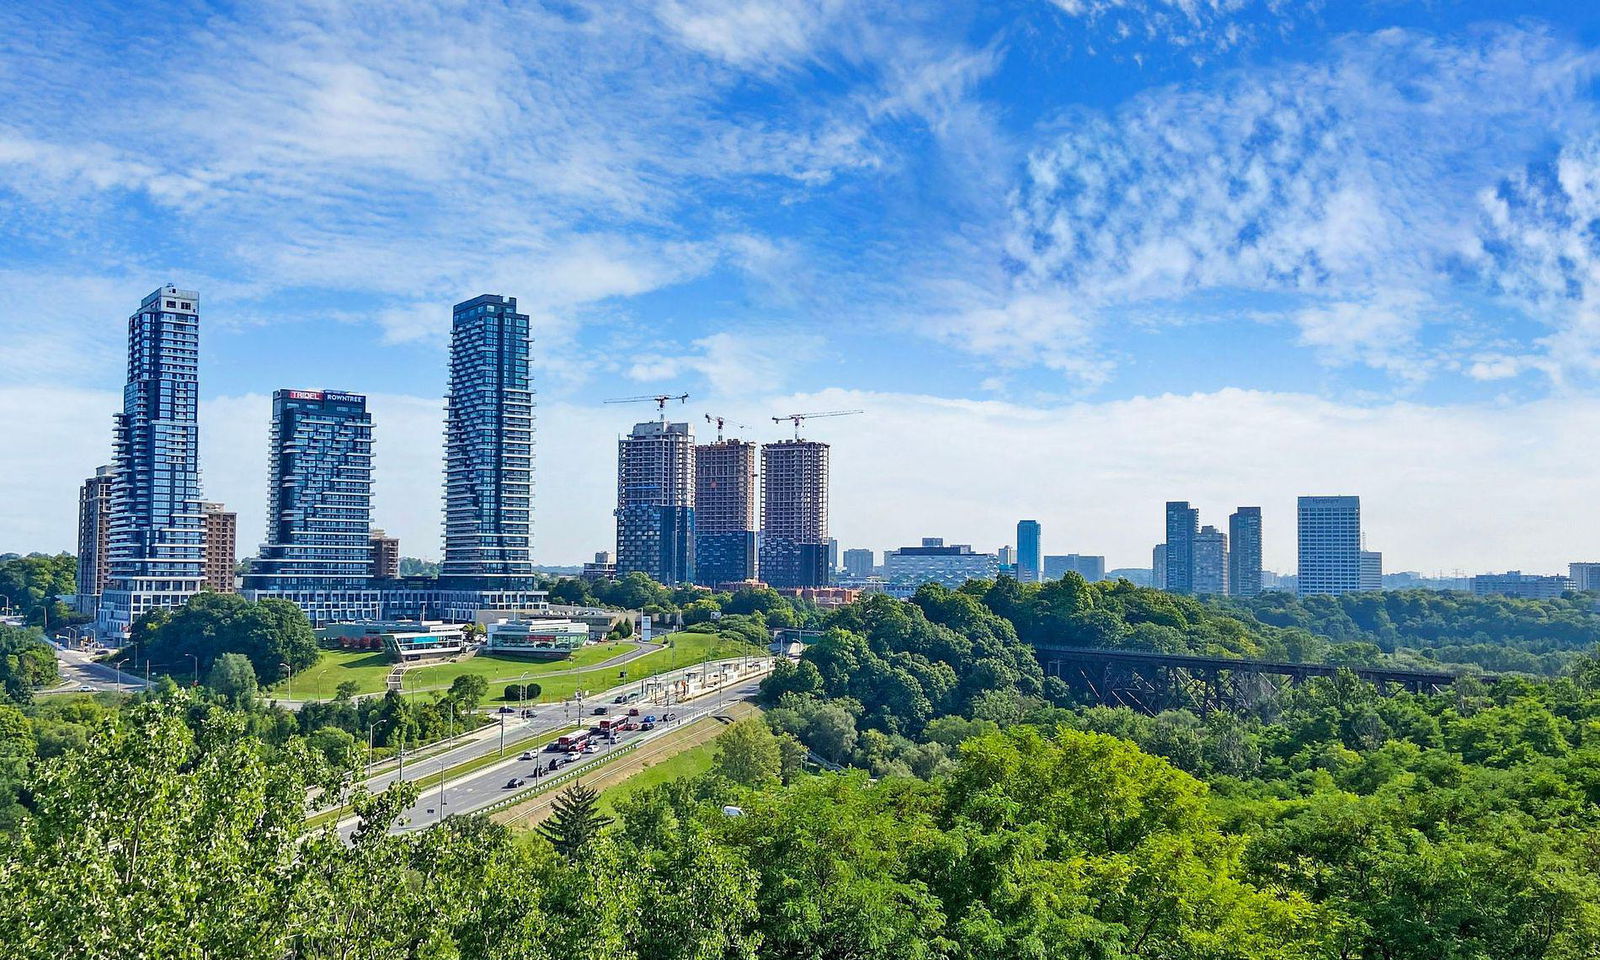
[11,382,1600,578]
[626,330,823,396]
[1041,0,1319,57]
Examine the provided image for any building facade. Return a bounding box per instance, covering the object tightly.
[1228,506,1263,597]
[1192,525,1228,595]
[1569,562,1600,592]
[694,439,757,587]
[1163,502,1199,594]
[617,420,696,584]
[1043,554,1105,582]
[443,294,536,580]
[884,539,999,588]
[760,440,830,589]
[369,529,400,579]
[1470,571,1574,599]
[1152,544,1167,590]
[842,548,875,579]
[98,285,207,639]
[1297,495,1362,596]
[1016,520,1042,583]
[1359,550,1383,591]
[75,465,115,615]
[201,502,236,593]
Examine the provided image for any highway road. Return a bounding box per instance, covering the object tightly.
[328,655,772,836]
[39,644,151,695]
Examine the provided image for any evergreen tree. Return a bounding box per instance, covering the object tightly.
[537,782,612,859]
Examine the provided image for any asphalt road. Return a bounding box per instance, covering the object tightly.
[329,656,771,837]
[40,644,152,695]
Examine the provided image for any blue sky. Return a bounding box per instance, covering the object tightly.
[4,0,1600,574]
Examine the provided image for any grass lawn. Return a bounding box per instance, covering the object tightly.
[597,735,722,819]
[272,631,764,703]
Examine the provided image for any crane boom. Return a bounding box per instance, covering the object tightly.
[604,393,689,421]
[771,409,863,440]
[703,413,749,443]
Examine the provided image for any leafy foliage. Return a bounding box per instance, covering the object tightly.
[129,592,318,683]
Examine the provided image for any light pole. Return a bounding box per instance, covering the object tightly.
[185,653,199,687]
[113,658,129,692]
[0,593,12,616]
[366,723,377,772]
[437,758,447,821]
[518,671,530,714]
[279,662,293,701]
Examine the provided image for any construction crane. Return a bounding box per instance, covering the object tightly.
[604,393,689,421]
[704,413,749,442]
[771,409,863,440]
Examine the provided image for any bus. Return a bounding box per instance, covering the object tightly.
[552,731,590,752]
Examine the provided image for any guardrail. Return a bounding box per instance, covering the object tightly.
[482,742,642,823]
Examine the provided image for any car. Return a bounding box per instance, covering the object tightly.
[518,751,534,761]
[497,706,515,713]
[77,684,94,692]
[593,705,607,715]
[504,777,526,788]
[643,715,657,723]
[545,742,563,753]
[565,750,582,762]
[627,707,640,716]
[612,694,626,703]
[582,743,597,753]
[640,721,656,731]
[521,709,535,718]
[663,712,677,722]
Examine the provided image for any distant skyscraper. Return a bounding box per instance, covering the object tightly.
[369,529,401,579]
[1016,520,1042,583]
[617,420,696,584]
[1164,501,1199,594]
[1297,496,1361,596]
[201,502,237,593]
[1569,562,1600,592]
[98,285,206,639]
[1359,550,1383,591]
[246,390,375,589]
[1192,525,1228,595]
[1152,543,1167,590]
[695,438,758,586]
[1228,507,1263,597]
[760,440,830,589]
[75,465,115,615]
[829,538,839,572]
[1043,554,1105,581]
[443,294,535,580]
[842,548,875,579]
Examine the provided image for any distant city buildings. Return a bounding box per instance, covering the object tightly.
[1569,563,1600,592]
[884,538,998,588]
[1359,550,1383,592]
[443,294,536,581]
[369,529,400,579]
[1016,520,1041,583]
[1106,567,1153,587]
[1192,525,1228,595]
[1228,507,1262,598]
[581,551,617,581]
[842,548,875,579]
[1043,554,1105,582]
[760,440,830,589]
[694,438,758,587]
[1163,502,1199,594]
[1297,496,1362,596]
[74,466,115,616]
[201,502,236,593]
[1152,543,1167,591]
[97,285,207,639]
[616,419,696,585]
[1470,571,1573,599]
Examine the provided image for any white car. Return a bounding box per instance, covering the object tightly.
[77,684,94,692]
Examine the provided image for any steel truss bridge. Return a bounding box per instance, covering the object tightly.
[1035,644,1486,715]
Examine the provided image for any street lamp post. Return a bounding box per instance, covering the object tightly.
[437,758,447,820]
[185,653,199,687]
[518,671,530,714]
[279,662,293,701]
[113,658,129,692]
[366,723,377,772]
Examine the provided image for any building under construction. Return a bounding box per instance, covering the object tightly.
[695,438,758,586]
[616,420,696,584]
[760,439,830,589]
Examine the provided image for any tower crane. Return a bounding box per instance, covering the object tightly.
[771,409,863,440]
[704,413,749,442]
[604,393,689,421]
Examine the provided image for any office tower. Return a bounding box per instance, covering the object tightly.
[1192,525,1228,595]
[75,465,115,615]
[1152,544,1167,590]
[1043,554,1106,581]
[843,548,875,579]
[370,529,401,579]
[760,440,830,589]
[246,389,375,585]
[1570,563,1600,592]
[694,438,757,586]
[201,502,237,593]
[1297,495,1361,596]
[617,420,696,584]
[443,294,536,580]
[1016,520,1042,583]
[98,285,206,639]
[829,538,839,572]
[1164,501,1199,594]
[884,539,998,587]
[997,545,1015,568]
[1359,550,1383,591]
[1228,507,1263,597]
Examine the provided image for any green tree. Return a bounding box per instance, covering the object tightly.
[538,782,613,860]
[714,718,782,787]
[206,652,259,706]
[448,673,488,711]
